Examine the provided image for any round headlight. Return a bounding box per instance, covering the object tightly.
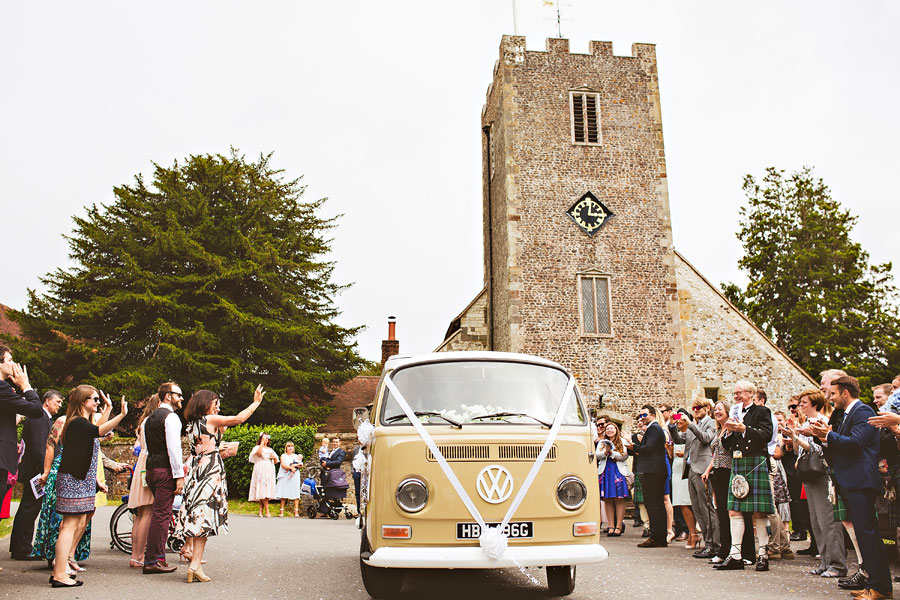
[556,476,587,510]
[396,478,428,513]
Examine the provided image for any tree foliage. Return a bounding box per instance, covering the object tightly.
[722,167,900,392]
[4,150,373,424]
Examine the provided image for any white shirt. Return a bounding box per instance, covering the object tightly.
[766,410,779,456]
[159,403,185,479]
[43,407,53,420]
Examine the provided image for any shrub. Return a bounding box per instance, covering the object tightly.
[221,423,318,498]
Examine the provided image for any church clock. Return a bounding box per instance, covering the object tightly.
[566,192,613,237]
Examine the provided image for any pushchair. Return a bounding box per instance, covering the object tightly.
[303,467,353,520]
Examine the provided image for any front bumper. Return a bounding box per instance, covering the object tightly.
[363,543,608,569]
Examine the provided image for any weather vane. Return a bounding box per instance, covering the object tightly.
[543,0,571,38]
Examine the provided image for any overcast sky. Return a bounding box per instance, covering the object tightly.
[2,1,898,363]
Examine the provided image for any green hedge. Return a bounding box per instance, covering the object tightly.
[221,424,318,499]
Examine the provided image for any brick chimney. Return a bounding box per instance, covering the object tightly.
[380,316,399,369]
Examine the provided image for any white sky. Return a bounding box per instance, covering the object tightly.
[2,1,898,363]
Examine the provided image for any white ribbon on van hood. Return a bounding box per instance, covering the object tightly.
[383,375,576,564]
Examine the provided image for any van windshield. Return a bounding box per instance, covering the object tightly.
[380,361,586,426]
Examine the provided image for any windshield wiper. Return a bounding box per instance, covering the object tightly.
[471,412,551,428]
[385,411,462,429]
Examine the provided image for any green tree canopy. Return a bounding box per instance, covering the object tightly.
[722,166,900,392]
[6,150,372,425]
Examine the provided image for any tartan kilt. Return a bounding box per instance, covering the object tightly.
[727,456,775,514]
[634,473,644,504]
[833,490,849,522]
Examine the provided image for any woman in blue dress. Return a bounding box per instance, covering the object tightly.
[49,386,127,588]
[597,422,631,536]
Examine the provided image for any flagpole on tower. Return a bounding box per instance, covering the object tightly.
[511,0,518,35]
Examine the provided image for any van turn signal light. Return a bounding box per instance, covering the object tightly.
[382,525,412,539]
[573,521,598,536]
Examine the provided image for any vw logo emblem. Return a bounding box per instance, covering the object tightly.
[476,465,514,504]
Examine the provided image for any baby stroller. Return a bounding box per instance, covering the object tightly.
[303,467,353,520]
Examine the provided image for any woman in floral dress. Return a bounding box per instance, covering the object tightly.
[248,432,278,517]
[176,386,264,583]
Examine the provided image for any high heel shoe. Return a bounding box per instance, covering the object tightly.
[179,548,192,563]
[685,533,701,549]
[187,566,211,583]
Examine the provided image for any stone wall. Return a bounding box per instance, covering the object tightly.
[436,289,490,352]
[675,251,816,410]
[478,35,687,416]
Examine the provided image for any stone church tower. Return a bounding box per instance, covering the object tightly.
[438,36,814,419]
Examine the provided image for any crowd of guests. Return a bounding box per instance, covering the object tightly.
[595,370,900,600]
[0,344,273,587]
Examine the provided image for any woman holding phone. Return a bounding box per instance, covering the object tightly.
[701,400,732,565]
[51,386,127,587]
[597,422,631,535]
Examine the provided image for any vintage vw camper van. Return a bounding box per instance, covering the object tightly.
[359,351,606,597]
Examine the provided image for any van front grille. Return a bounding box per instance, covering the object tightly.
[498,444,557,461]
[426,445,491,461]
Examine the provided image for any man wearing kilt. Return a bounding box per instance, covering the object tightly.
[714,380,775,572]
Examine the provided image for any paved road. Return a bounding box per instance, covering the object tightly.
[0,504,879,599]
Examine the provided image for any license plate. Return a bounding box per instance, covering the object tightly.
[456,521,533,539]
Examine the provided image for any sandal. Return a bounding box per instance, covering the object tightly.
[279,509,285,517]
[294,510,300,517]
[611,528,622,537]
[67,559,85,573]
[129,559,144,568]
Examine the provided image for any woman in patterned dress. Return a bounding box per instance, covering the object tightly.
[177,386,264,583]
[32,415,90,574]
[51,385,127,588]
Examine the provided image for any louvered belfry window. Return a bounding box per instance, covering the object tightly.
[579,274,612,335]
[570,91,601,145]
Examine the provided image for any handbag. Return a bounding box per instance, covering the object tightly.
[796,448,827,482]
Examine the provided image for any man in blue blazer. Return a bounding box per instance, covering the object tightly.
[630,404,669,548]
[809,375,890,600]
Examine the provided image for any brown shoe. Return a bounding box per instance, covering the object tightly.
[852,590,892,599]
[637,538,667,548]
[142,562,177,574]
[768,552,781,560]
[781,550,795,560]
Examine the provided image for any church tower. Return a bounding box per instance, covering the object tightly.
[479,36,687,411]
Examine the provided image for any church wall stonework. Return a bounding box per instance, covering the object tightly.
[675,252,816,409]
[480,36,686,416]
[438,35,814,426]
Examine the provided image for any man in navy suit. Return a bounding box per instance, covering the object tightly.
[630,404,669,548]
[0,345,44,524]
[809,375,891,600]
[9,390,62,559]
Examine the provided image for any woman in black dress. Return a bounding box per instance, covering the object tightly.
[51,385,127,588]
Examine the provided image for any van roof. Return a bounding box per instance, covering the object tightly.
[382,351,569,374]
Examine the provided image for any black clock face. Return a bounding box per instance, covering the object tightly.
[566,192,613,237]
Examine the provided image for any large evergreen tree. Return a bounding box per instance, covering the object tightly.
[7,150,371,424]
[722,166,900,391]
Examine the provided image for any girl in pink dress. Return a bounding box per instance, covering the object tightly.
[248,433,278,517]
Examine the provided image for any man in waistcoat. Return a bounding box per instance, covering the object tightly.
[9,390,62,559]
[143,381,184,574]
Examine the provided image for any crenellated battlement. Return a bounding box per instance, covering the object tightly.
[498,34,656,63]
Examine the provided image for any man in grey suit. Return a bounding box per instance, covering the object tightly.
[674,398,719,558]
